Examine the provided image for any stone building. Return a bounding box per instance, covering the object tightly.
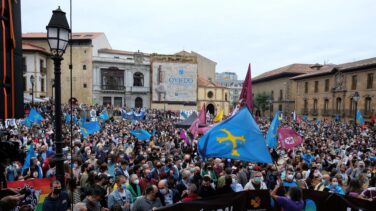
[197,76,230,115]
[215,72,243,108]
[22,32,112,104]
[92,49,151,108]
[293,57,376,121]
[22,43,50,100]
[252,64,323,116]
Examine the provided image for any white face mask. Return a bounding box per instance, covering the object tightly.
[287,175,294,180]
[159,188,168,195]
[133,179,139,185]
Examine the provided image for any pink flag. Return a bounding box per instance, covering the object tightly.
[179,129,190,145]
[198,104,206,124]
[278,127,303,150]
[239,64,253,111]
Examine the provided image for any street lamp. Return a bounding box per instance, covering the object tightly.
[46,6,71,188]
[267,97,272,121]
[30,75,35,104]
[51,79,55,100]
[352,91,360,135]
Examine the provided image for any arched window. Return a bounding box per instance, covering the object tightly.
[225,93,228,101]
[324,99,329,113]
[135,97,143,108]
[365,97,372,114]
[133,72,144,87]
[313,99,318,112]
[336,97,342,113]
[207,91,214,99]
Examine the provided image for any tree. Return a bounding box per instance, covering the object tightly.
[253,92,271,116]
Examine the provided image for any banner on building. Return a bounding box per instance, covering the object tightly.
[152,62,197,102]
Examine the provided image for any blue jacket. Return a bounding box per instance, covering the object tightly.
[108,189,133,211]
[326,184,345,195]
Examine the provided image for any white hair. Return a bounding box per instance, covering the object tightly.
[73,202,87,211]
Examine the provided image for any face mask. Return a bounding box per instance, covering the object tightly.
[133,179,139,185]
[232,178,238,184]
[73,163,78,168]
[367,173,372,178]
[287,175,294,180]
[332,182,338,187]
[321,179,327,184]
[121,184,127,190]
[53,188,61,194]
[160,189,167,195]
[254,177,262,183]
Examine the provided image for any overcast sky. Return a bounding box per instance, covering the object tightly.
[22,0,376,79]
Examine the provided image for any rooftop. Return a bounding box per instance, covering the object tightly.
[198,75,225,88]
[22,43,50,55]
[22,32,104,40]
[337,57,376,71]
[98,48,149,56]
[253,63,317,83]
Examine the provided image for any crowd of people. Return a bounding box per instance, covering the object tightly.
[0,101,375,211]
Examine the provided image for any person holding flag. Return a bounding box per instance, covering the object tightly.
[266,111,282,149]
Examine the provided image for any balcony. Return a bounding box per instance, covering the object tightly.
[130,86,149,93]
[101,85,125,93]
[310,109,319,116]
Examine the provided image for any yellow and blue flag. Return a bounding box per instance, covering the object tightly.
[22,143,36,174]
[266,111,281,149]
[26,108,44,124]
[130,129,151,141]
[80,121,101,137]
[98,110,109,120]
[198,107,272,163]
[356,111,365,125]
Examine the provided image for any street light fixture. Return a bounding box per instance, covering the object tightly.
[30,75,35,105]
[46,6,71,188]
[352,91,360,135]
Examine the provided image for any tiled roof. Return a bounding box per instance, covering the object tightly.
[22,32,104,40]
[291,65,336,80]
[337,57,376,71]
[253,63,316,82]
[22,43,50,55]
[198,75,225,88]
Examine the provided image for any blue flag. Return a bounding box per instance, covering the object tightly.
[130,130,152,141]
[65,113,71,124]
[303,153,314,165]
[356,111,365,125]
[133,111,145,121]
[303,115,307,121]
[99,110,109,120]
[266,111,281,149]
[198,107,272,163]
[27,108,44,124]
[81,121,101,137]
[180,111,188,119]
[22,144,36,174]
[335,113,340,122]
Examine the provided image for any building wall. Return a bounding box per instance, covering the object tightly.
[295,67,376,121]
[23,52,48,99]
[191,52,216,81]
[197,86,230,115]
[253,77,296,116]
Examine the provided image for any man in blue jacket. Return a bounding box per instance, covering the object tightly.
[108,175,132,211]
[42,180,71,211]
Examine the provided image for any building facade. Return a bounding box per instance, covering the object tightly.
[22,43,50,100]
[197,76,230,115]
[252,64,326,116]
[293,58,376,121]
[215,72,243,108]
[92,49,151,108]
[22,32,112,104]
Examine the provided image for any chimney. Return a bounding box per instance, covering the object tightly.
[310,63,323,70]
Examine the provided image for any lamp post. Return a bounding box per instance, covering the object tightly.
[51,79,55,100]
[30,75,35,105]
[46,6,71,188]
[352,91,360,135]
[267,97,272,121]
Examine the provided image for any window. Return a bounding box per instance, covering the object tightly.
[133,72,144,86]
[270,104,274,112]
[103,97,112,106]
[336,97,342,113]
[278,104,282,111]
[313,99,318,112]
[350,98,356,115]
[41,78,45,92]
[207,91,214,99]
[367,73,374,89]
[365,97,372,114]
[351,75,357,90]
[304,82,308,93]
[225,93,228,101]
[325,79,330,92]
[324,99,329,113]
[114,97,122,107]
[23,77,26,91]
[83,83,87,88]
[135,97,143,108]
[304,99,308,110]
[271,91,274,100]
[40,60,45,74]
[101,68,124,90]
[279,89,283,100]
[314,81,319,93]
[83,65,87,70]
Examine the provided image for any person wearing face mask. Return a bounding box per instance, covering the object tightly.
[198,175,216,198]
[127,174,142,203]
[230,174,244,192]
[326,178,345,195]
[157,179,179,206]
[82,186,109,211]
[244,171,268,190]
[108,175,132,211]
[42,180,71,211]
[315,174,331,191]
[115,160,130,178]
[282,170,298,189]
[176,170,191,196]
[132,185,162,211]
